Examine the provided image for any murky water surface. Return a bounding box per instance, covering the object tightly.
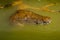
[0,0,60,40]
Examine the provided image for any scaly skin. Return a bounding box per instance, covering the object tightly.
[9,10,51,26]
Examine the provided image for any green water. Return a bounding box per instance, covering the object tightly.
[0,0,60,40]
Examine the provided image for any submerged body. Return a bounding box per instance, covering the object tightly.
[9,10,51,26]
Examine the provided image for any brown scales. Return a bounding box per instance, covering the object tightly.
[10,10,51,25]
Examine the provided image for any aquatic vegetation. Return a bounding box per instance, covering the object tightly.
[11,1,59,13]
[9,10,51,26]
[40,3,56,12]
[0,0,59,13]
